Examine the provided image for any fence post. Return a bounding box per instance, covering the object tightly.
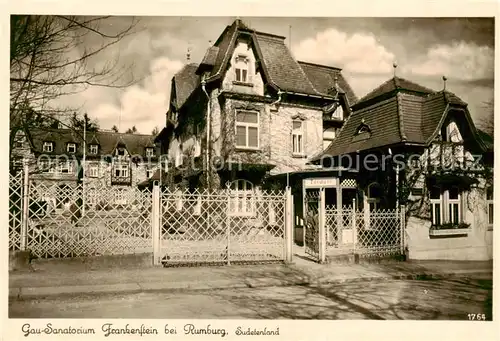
[152,182,161,266]
[20,160,29,251]
[352,198,356,255]
[284,186,294,262]
[319,188,326,263]
[226,189,231,265]
[400,205,406,256]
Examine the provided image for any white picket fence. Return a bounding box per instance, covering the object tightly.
[9,167,294,265]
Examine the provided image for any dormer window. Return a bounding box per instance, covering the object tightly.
[117,147,125,156]
[235,55,249,83]
[89,144,99,154]
[43,142,54,152]
[356,124,371,135]
[67,143,76,153]
[146,147,154,157]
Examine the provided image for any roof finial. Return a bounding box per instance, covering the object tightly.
[393,62,398,77]
[186,46,191,62]
[442,75,447,91]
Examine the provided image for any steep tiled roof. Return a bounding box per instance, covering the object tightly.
[353,76,435,110]
[28,128,156,157]
[253,33,321,96]
[200,46,219,66]
[172,63,200,110]
[311,78,486,161]
[298,61,358,106]
[172,19,356,110]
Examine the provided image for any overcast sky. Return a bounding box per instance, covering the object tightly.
[57,16,494,134]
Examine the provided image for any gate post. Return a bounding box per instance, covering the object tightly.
[20,160,30,251]
[284,186,294,262]
[318,188,326,263]
[352,198,357,254]
[152,181,161,266]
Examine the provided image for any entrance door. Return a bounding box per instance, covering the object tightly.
[303,189,321,261]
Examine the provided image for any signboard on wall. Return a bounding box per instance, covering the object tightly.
[303,177,338,189]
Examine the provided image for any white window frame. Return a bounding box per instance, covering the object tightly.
[43,142,54,152]
[235,110,259,150]
[235,55,249,83]
[487,185,493,228]
[430,186,462,226]
[114,188,127,205]
[146,148,154,157]
[228,179,256,216]
[89,144,99,154]
[292,120,304,156]
[67,143,76,153]
[58,161,74,174]
[88,164,99,178]
[446,187,461,226]
[113,163,129,178]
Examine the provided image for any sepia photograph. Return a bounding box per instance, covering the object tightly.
[7,10,494,327]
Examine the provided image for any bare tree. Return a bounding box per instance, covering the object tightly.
[10,15,139,159]
[151,126,160,136]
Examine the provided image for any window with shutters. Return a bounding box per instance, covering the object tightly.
[235,111,259,149]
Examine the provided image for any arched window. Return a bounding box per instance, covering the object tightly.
[229,179,255,216]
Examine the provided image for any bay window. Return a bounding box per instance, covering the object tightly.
[235,111,259,149]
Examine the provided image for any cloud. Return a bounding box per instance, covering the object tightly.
[89,57,184,134]
[406,42,494,81]
[292,28,395,74]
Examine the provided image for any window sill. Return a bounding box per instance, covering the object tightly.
[487,225,493,231]
[235,147,260,152]
[292,153,306,159]
[429,228,472,236]
[232,81,254,87]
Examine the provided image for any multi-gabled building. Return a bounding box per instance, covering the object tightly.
[11,127,159,209]
[155,19,357,199]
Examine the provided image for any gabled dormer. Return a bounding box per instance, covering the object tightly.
[43,141,54,153]
[66,142,77,154]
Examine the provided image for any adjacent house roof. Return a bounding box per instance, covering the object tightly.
[311,77,489,162]
[298,61,358,106]
[172,63,201,110]
[171,19,356,112]
[27,128,157,157]
[352,76,435,111]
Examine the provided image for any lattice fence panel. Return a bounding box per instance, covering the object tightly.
[325,207,402,257]
[26,181,152,258]
[356,209,402,256]
[9,172,23,251]
[160,189,286,265]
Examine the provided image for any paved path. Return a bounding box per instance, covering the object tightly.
[9,273,492,319]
